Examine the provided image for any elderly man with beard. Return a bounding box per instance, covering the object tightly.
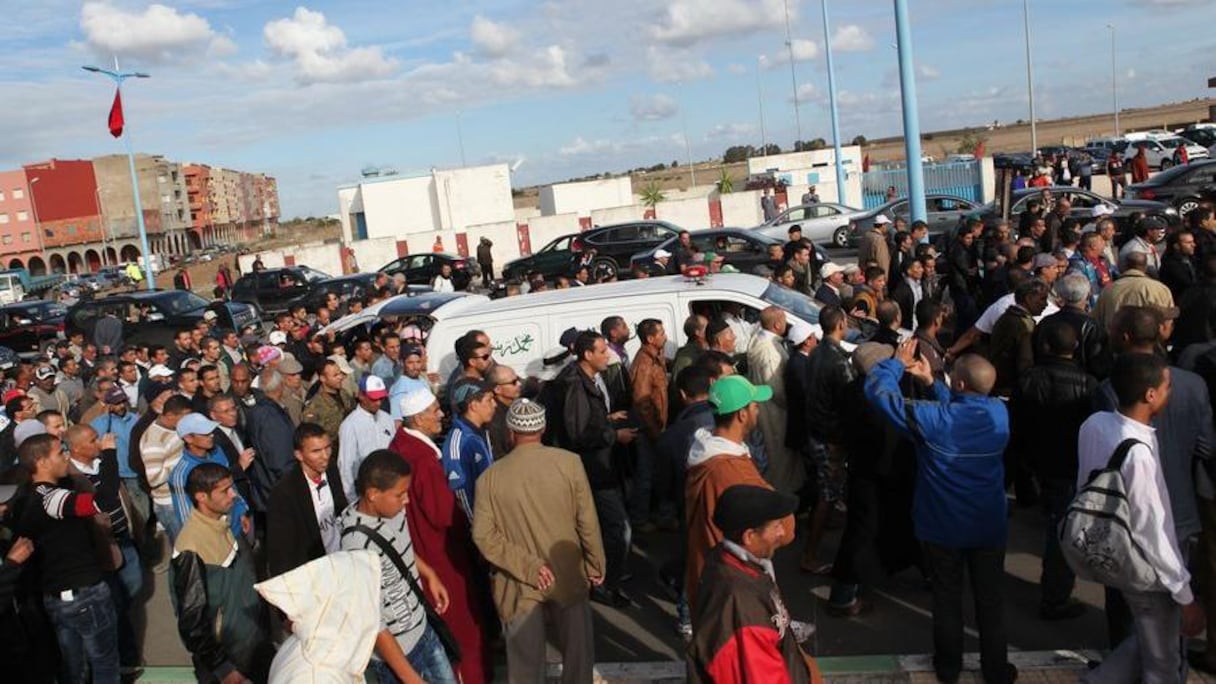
[390,388,491,683]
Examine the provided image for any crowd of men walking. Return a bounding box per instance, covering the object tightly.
[1,190,1216,683]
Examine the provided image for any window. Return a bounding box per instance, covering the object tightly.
[0,214,7,224]
[67,225,77,235]
[809,205,840,218]
[21,232,30,243]
[1,236,11,245]
[16,211,28,222]
[0,190,5,201]
[11,189,23,200]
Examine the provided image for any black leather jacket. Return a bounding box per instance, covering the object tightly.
[1010,357,1099,480]
[805,338,855,443]
[1033,307,1113,380]
[550,363,619,490]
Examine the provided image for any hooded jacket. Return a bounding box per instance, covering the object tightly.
[684,429,794,619]
[256,551,381,683]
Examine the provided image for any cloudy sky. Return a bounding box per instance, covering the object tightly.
[4,0,1214,218]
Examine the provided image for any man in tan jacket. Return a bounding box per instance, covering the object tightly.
[473,399,606,684]
[858,214,892,276]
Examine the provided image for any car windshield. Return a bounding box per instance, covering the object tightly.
[761,282,820,324]
[298,266,330,282]
[152,291,210,315]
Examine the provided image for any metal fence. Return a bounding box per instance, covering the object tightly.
[861,161,982,208]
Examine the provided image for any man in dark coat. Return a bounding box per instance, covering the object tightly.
[266,423,347,578]
[476,237,494,288]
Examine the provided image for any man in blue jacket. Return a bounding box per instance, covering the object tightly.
[865,340,1016,684]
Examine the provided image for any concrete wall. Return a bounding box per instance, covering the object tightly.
[514,206,541,222]
[432,164,514,231]
[654,196,711,230]
[464,220,519,269]
[294,242,344,277]
[590,204,646,226]
[349,237,399,273]
[337,186,360,242]
[748,146,864,208]
[526,213,581,251]
[360,175,439,239]
[720,191,764,227]
[238,250,286,272]
[539,176,633,217]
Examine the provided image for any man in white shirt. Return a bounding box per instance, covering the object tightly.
[337,375,395,502]
[1078,353,1205,682]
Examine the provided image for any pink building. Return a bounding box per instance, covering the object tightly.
[0,169,42,270]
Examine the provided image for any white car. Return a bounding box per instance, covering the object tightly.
[752,202,869,244]
[1121,136,1209,170]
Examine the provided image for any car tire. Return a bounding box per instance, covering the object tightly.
[592,258,618,281]
[1178,198,1200,216]
[1160,159,1173,170]
[832,226,850,249]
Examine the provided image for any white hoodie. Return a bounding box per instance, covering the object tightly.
[687,427,751,469]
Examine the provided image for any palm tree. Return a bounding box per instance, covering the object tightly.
[717,168,734,194]
[640,181,666,208]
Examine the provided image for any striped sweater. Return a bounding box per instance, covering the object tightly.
[339,505,426,657]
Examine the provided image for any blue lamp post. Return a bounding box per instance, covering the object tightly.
[82,64,155,290]
[893,0,927,223]
[821,0,848,205]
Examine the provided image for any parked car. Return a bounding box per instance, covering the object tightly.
[629,229,781,274]
[297,273,380,311]
[66,290,263,348]
[377,252,476,290]
[501,221,682,281]
[844,194,983,248]
[1125,159,1216,217]
[1117,137,1209,170]
[975,186,1179,233]
[229,266,332,314]
[1179,127,1216,157]
[0,300,66,357]
[751,202,870,247]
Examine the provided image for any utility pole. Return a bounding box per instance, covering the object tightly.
[1023,0,1038,152]
[894,0,926,223]
[782,0,803,143]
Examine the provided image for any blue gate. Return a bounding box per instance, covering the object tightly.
[861,161,982,209]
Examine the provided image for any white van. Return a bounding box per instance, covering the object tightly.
[424,274,824,380]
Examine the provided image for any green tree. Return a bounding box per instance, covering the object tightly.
[717,168,735,194]
[761,143,781,155]
[723,145,756,163]
[640,181,666,208]
[956,129,988,155]
[851,135,868,146]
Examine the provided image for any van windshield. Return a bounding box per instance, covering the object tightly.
[153,291,210,315]
[761,283,821,324]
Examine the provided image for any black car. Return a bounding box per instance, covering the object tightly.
[976,187,1179,233]
[629,229,780,274]
[297,273,379,311]
[502,220,682,281]
[0,300,66,357]
[377,253,475,290]
[1125,159,1216,217]
[66,290,263,348]
[230,266,331,314]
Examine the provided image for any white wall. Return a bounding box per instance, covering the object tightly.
[337,186,360,242]
[662,184,717,201]
[720,191,763,227]
[748,145,864,208]
[359,175,439,239]
[514,206,540,222]
[654,197,711,230]
[539,176,633,216]
[464,220,520,268]
[980,156,997,203]
[238,251,285,272]
[295,243,344,277]
[590,204,646,226]
[526,213,581,253]
[349,237,399,273]
[433,164,514,231]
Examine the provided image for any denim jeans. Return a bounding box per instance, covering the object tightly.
[153,501,182,544]
[106,537,144,668]
[1039,477,1076,609]
[1083,590,1186,684]
[42,581,120,684]
[371,626,457,684]
[592,487,632,589]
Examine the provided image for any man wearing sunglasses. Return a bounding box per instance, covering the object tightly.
[485,365,522,457]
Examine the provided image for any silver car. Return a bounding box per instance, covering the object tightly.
[752,202,868,246]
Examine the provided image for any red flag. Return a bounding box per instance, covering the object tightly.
[108,89,124,138]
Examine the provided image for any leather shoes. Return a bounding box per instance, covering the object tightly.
[825,598,872,618]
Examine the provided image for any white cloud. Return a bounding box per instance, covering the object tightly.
[79,1,231,62]
[559,136,614,156]
[469,15,517,59]
[727,63,748,75]
[487,45,576,88]
[792,83,817,103]
[650,0,788,47]
[706,122,756,140]
[264,7,398,84]
[760,39,818,70]
[1126,67,1136,80]
[831,24,874,52]
[631,93,679,121]
[917,63,940,80]
[647,46,714,83]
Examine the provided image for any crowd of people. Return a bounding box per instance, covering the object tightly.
[2,188,1216,684]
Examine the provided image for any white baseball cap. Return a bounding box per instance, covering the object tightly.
[1090,204,1114,218]
[874,214,892,225]
[820,262,845,279]
[788,320,817,346]
[654,249,673,259]
[268,330,288,346]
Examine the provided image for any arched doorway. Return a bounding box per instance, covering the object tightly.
[105,247,118,265]
[188,230,203,251]
[7,258,22,269]
[49,254,66,274]
[85,249,101,272]
[67,252,84,274]
[27,256,46,276]
[120,245,140,263]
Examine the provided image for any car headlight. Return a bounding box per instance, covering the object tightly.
[1165,207,1178,215]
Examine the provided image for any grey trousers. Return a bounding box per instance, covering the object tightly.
[505,599,595,684]
[1083,589,1186,684]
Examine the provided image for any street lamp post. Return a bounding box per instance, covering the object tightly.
[1107,24,1119,136]
[82,63,154,290]
[821,0,848,205]
[782,0,803,142]
[756,56,768,157]
[893,0,927,223]
[1023,0,1038,152]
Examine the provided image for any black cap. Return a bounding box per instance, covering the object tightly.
[559,327,580,349]
[787,224,802,235]
[706,317,731,340]
[713,484,798,537]
[1142,215,1168,231]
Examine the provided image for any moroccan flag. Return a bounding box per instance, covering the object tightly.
[108,89,124,138]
